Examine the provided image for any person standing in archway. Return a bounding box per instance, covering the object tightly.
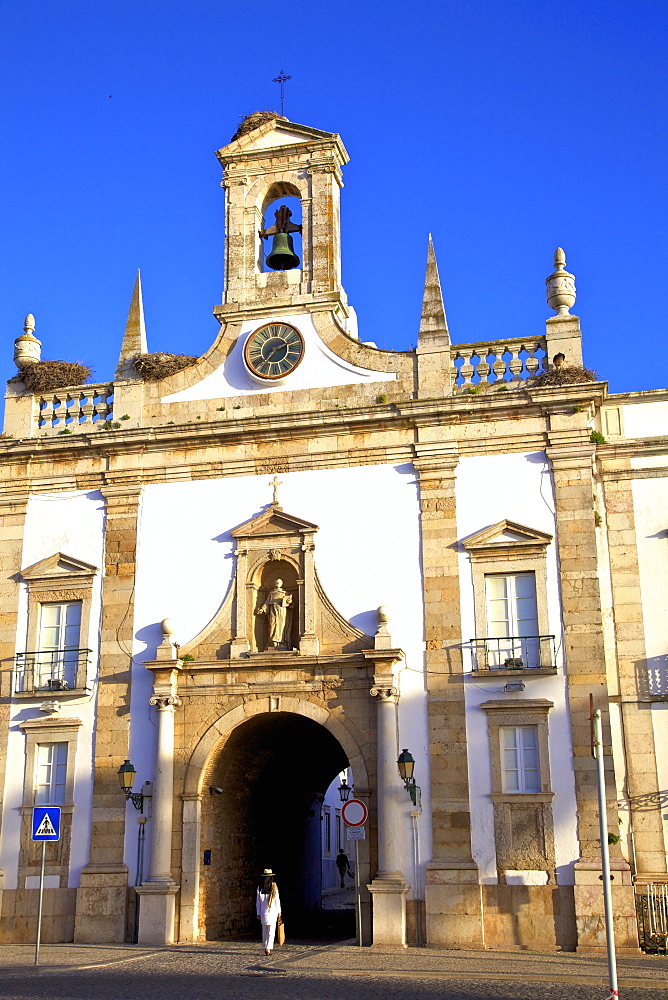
[335,849,352,888]
[256,868,282,955]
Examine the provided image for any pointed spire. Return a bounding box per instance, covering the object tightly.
[116,271,148,378]
[418,235,450,348]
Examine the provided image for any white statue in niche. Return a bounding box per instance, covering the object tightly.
[256,579,293,650]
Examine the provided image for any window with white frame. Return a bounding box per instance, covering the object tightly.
[485,573,539,668]
[37,602,82,689]
[500,725,540,792]
[323,806,331,855]
[35,742,68,804]
[335,809,342,852]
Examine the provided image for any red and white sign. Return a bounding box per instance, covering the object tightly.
[341,798,368,827]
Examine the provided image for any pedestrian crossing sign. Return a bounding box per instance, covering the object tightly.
[32,806,61,841]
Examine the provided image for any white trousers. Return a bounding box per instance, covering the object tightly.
[261,919,277,950]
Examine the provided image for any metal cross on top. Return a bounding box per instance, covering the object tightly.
[270,475,283,505]
[272,70,292,116]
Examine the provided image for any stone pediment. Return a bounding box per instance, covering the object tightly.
[216,119,342,158]
[462,520,552,558]
[20,552,98,582]
[231,504,319,541]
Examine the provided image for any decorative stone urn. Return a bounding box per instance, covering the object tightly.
[546,248,577,315]
[14,315,42,368]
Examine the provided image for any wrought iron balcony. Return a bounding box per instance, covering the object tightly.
[14,648,92,694]
[468,635,556,672]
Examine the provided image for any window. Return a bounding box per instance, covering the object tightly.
[335,809,342,852]
[485,573,539,668]
[500,725,540,792]
[481,700,557,877]
[36,602,81,689]
[462,520,555,672]
[17,552,98,696]
[323,806,331,855]
[35,742,67,804]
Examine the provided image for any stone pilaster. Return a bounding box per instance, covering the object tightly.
[546,435,637,951]
[74,485,143,943]
[136,693,180,944]
[415,444,482,949]
[601,464,666,880]
[367,679,408,946]
[0,496,29,922]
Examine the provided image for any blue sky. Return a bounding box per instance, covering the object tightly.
[1,1,666,399]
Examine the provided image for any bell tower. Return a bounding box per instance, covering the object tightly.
[214,112,350,326]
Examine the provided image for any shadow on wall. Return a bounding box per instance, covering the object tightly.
[635,655,668,699]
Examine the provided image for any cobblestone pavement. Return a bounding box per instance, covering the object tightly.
[0,940,665,999]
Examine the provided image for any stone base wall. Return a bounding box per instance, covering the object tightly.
[426,884,577,951]
[0,887,76,943]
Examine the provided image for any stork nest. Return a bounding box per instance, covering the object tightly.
[231,110,287,141]
[529,365,598,387]
[9,361,92,394]
[132,352,198,381]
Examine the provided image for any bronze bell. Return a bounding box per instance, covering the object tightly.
[266,232,300,271]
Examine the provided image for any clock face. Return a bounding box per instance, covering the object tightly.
[244,323,305,381]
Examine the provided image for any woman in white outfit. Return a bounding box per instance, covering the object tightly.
[256,868,281,954]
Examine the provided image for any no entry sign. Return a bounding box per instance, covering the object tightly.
[341,798,368,827]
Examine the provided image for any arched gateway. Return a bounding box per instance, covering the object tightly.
[181,700,370,941]
[137,497,408,947]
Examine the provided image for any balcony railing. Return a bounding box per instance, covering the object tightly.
[468,635,556,672]
[37,383,114,435]
[14,648,92,693]
[451,337,547,389]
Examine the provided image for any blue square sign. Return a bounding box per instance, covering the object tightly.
[32,806,61,841]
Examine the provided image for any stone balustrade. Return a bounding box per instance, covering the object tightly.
[37,384,115,434]
[451,337,547,389]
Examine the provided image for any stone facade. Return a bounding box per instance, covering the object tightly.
[0,113,666,952]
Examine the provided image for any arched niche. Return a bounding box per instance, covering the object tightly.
[251,557,299,652]
[259,181,303,274]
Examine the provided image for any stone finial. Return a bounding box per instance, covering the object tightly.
[115,271,148,379]
[375,606,392,650]
[418,235,450,348]
[155,618,178,660]
[14,314,42,368]
[161,618,176,638]
[546,247,576,316]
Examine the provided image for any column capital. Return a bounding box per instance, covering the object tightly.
[370,684,399,703]
[149,694,181,710]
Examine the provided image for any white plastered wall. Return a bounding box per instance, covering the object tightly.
[622,400,668,438]
[129,463,431,893]
[631,465,668,866]
[162,313,396,402]
[456,452,580,885]
[0,491,104,890]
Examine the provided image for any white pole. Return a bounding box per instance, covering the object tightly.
[354,838,362,946]
[34,841,46,966]
[593,708,619,999]
[411,811,421,946]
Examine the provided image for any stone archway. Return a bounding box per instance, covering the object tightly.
[178,698,371,943]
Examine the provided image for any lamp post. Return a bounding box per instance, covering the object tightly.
[397,748,423,946]
[118,758,144,812]
[397,748,419,806]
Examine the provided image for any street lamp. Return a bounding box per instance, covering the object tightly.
[397,748,419,806]
[338,777,352,802]
[118,758,144,811]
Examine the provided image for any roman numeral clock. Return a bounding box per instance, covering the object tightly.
[243,322,305,381]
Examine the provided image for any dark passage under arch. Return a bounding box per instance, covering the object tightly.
[200,711,349,940]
